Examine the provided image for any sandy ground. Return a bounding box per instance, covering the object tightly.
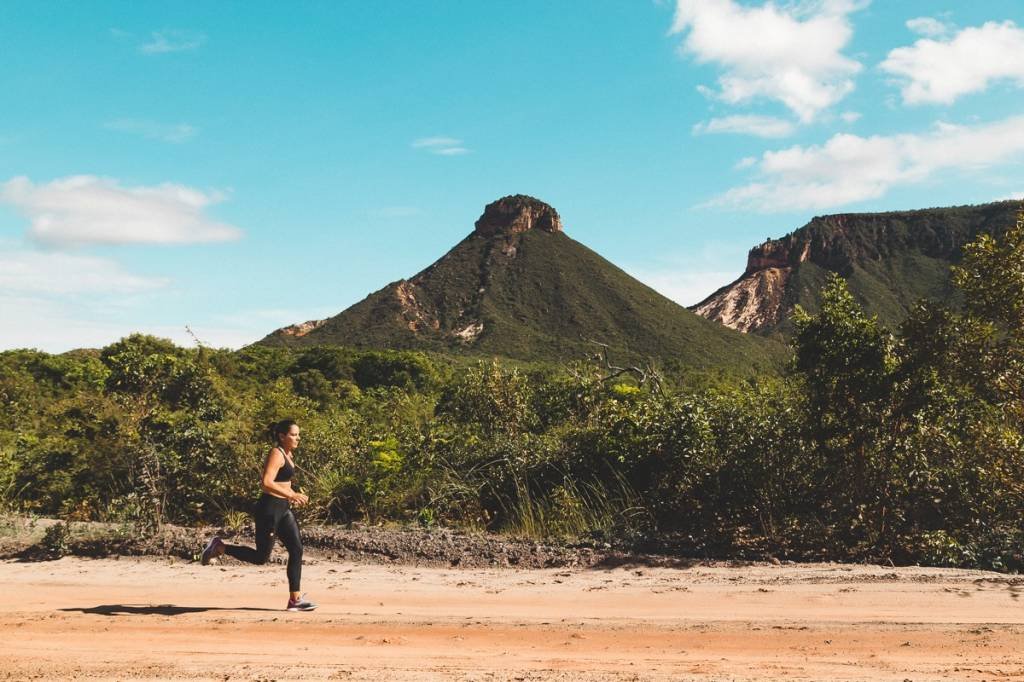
[1,556,1023,681]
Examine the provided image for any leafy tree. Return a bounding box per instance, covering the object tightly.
[952,210,1024,411]
[436,360,534,438]
[5,213,1024,571]
[791,274,896,543]
[352,350,442,392]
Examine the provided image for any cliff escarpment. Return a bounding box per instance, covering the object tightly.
[692,201,1020,335]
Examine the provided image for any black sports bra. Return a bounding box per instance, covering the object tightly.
[272,447,295,483]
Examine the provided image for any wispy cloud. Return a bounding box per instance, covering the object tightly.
[0,243,167,295]
[705,115,1024,212]
[0,175,242,247]
[105,118,199,143]
[840,111,862,123]
[140,29,206,55]
[0,256,343,351]
[0,278,337,352]
[693,115,795,138]
[0,242,170,351]
[906,17,955,39]
[671,0,866,122]
[0,293,264,352]
[412,136,470,155]
[0,294,136,352]
[881,20,1024,105]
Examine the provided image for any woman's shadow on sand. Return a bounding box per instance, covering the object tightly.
[61,604,279,616]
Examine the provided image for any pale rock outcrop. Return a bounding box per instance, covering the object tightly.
[693,235,812,333]
[277,318,328,338]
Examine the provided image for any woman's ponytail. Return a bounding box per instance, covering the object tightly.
[270,418,298,444]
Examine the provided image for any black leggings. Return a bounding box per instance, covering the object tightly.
[224,494,303,592]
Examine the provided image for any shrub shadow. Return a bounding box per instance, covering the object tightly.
[61,604,279,616]
[589,553,702,570]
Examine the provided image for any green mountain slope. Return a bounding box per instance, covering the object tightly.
[259,195,784,372]
[692,201,1020,335]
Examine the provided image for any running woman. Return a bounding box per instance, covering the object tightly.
[201,419,316,612]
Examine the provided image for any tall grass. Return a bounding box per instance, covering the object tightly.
[496,470,650,543]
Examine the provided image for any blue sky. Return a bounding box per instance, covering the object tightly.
[2,1,1023,351]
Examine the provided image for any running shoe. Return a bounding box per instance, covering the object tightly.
[200,536,225,565]
[286,594,318,611]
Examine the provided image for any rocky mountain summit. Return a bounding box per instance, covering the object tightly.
[692,201,1020,335]
[474,194,562,237]
[261,195,783,371]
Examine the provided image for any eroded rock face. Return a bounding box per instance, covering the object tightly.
[694,234,813,333]
[278,318,328,338]
[745,237,811,273]
[395,281,440,333]
[692,267,791,333]
[474,195,562,237]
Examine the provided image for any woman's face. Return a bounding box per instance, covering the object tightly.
[279,424,301,450]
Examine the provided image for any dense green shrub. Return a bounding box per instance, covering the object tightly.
[2,213,1023,569]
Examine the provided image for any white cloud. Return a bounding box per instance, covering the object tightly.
[0,175,242,246]
[0,246,170,352]
[693,115,796,138]
[906,17,954,39]
[671,0,865,122]
[0,293,338,352]
[0,295,133,352]
[707,115,1024,211]
[413,136,460,147]
[881,20,1024,105]
[735,156,757,169]
[0,245,168,295]
[0,268,320,351]
[0,293,262,352]
[840,111,862,123]
[105,118,198,143]
[140,30,206,54]
[695,84,716,99]
[412,136,470,155]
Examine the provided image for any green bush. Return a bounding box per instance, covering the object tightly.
[3,213,1024,569]
[40,521,71,559]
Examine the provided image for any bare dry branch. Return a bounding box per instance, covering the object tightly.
[586,340,664,394]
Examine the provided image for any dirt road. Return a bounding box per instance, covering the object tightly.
[1,556,1022,680]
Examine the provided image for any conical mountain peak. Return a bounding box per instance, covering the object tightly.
[260,197,782,369]
[474,194,562,237]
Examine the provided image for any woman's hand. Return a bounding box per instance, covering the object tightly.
[290,492,309,506]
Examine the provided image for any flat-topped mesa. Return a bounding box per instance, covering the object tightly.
[474,195,563,237]
[744,236,811,274]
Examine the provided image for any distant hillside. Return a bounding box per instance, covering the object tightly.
[692,201,1021,335]
[260,195,784,372]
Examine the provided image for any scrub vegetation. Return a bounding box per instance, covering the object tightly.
[2,212,1023,571]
